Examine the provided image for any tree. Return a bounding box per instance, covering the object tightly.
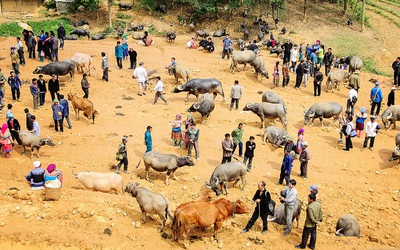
[361,0,365,31]
[343,0,348,15]
[302,0,307,22]
[108,0,114,27]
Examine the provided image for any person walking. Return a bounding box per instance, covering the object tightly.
[304,58,312,87]
[355,107,367,138]
[294,194,323,250]
[272,61,280,88]
[313,67,323,96]
[57,23,66,50]
[187,123,200,160]
[128,47,137,69]
[16,37,26,66]
[323,47,334,76]
[101,52,109,82]
[346,84,357,117]
[30,115,40,136]
[144,126,152,152]
[170,114,183,148]
[392,57,400,87]
[230,80,242,110]
[221,133,233,164]
[241,181,271,235]
[280,179,298,236]
[296,128,305,156]
[133,62,148,96]
[289,45,298,73]
[59,94,72,129]
[222,34,233,59]
[282,61,290,88]
[388,86,396,107]
[27,31,36,59]
[52,99,64,134]
[115,135,129,174]
[48,74,60,101]
[10,47,20,75]
[50,31,58,62]
[343,116,354,151]
[37,75,47,106]
[295,60,305,89]
[370,82,383,116]
[278,150,293,185]
[8,71,22,101]
[299,142,311,179]
[361,116,380,151]
[153,76,168,105]
[29,78,40,111]
[349,70,360,92]
[231,123,244,157]
[115,41,123,70]
[243,136,256,172]
[81,73,90,98]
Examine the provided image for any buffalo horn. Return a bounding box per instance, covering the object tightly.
[193,104,200,109]
[308,111,315,117]
[204,181,211,188]
[387,112,393,120]
[177,85,183,91]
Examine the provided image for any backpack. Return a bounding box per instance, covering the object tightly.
[351,95,357,103]
[349,123,357,138]
[265,190,275,216]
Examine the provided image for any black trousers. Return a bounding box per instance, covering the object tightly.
[11,88,20,100]
[82,88,89,98]
[54,118,64,132]
[282,75,290,87]
[230,98,239,109]
[395,73,400,87]
[278,166,290,185]
[295,75,303,88]
[103,68,109,82]
[345,136,353,150]
[283,53,290,63]
[244,207,268,231]
[116,57,122,69]
[371,102,381,115]
[117,156,128,171]
[363,136,375,148]
[299,226,317,249]
[28,46,35,59]
[313,82,321,96]
[50,91,60,102]
[17,49,25,65]
[325,64,331,76]
[221,156,232,164]
[39,92,46,105]
[11,130,22,145]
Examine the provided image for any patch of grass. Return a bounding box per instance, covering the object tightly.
[104,25,114,34]
[363,58,391,76]
[366,6,400,27]
[147,24,156,34]
[113,20,127,28]
[0,18,74,37]
[367,0,400,19]
[379,0,400,8]
[116,13,132,19]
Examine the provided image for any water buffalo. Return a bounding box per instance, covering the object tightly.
[243,102,288,129]
[91,34,106,40]
[205,162,247,196]
[250,56,269,80]
[141,151,195,185]
[132,32,145,40]
[340,55,363,73]
[128,23,144,31]
[73,20,89,27]
[71,53,93,76]
[33,60,76,81]
[230,50,257,73]
[171,78,225,103]
[67,94,98,124]
[155,4,167,13]
[166,31,176,43]
[64,35,77,40]
[270,46,283,57]
[70,29,90,40]
[213,28,226,37]
[244,30,249,40]
[119,2,133,10]
[262,91,285,105]
[326,70,350,93]
[19,131,55,160]
[304,102,343,127]
[263,126,288,147]
[166,64,190,83]
[381,105,400,129]
[336,214,360,237]
[125,182,173,232]
[268,198,302,226]
[195,29,210,39]
[389,132,400,165]
[187,93,215,123]
[74,171,123,194]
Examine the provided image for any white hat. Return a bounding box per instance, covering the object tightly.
[302,142,308,147]
[33,161,41,168]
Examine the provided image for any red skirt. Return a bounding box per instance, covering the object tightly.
[356,122,364,131]
[171,130,183,141]
[1,143,13,153]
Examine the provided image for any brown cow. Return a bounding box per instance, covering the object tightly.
[172,193,212,240]
[67,93,98,124]
[175,198,249,248]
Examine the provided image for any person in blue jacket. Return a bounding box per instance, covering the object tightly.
[145,126,152,152]
[370,82,383,116]
[115,41,123,70]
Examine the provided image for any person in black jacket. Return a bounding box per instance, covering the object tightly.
[313,67,323,96]
[37,74,47,106]
[7,114,22,145]
[241,181,271,235]
[57,23,66,50]
[281,39,293,64]
[48,74,60,101]
[295,60,305,89]
[392,57,400,87]
[387,86,396,107]
[243,136,256,172]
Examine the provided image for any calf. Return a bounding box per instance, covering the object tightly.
[326,70,350,92]
[74,171,123,194]
[71,53,93,76]
[267,198,302,226]
[166,31,176,43]
[166,64,190,83]
[67,93,98,124]
[19,131,55,160]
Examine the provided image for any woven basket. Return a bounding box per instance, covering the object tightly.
[44,181,61,201]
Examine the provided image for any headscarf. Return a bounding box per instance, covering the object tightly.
[298,128,305,136]
[187,114,192,119]
[1,123,8,134]
[176,114,182,120]
[47,164,56,173]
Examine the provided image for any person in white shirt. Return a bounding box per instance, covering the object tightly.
[347,83,358,117]
[343,116,354,151]
[289,46,298,73]
[30,115,40,136]
[133,61,148,96]
[153,76,168,105]
[361,116,380,151]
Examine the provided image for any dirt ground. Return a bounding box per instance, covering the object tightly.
[0,21,399,250]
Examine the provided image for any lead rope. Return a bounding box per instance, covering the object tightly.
[232,202,236,218]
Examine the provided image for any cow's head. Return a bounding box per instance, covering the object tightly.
[165,65,175,75]
[242,103,253,111]
[177,156,195,167]
[260,68,269,79]
[171,85,184,93]
[32,66,42,74]
[275,133,288,147]
[125,182,139,196]
[205,176,221,196]
[382,112,393,129]
[187,103,200,112]
[389,146,400,162]
[67,93,75,101]
[304,110,315,125]
[339,55,350,64]
[41,136,56,146]
[234,200,250,214]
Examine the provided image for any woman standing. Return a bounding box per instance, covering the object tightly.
[0,123,13,158]
[171,114,183,148]
[184,114,194,148]
[355,107,368,138]
[273,61,280,88]
[296,128,305,156]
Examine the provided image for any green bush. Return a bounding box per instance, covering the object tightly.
[117,13,133,19]
[0,18,74,37]
[45,0,56,9]
[72,0,101,11]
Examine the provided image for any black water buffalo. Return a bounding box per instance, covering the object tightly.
[187,93,215,123]
[172,78,225,103]
[119,2,133,10]
[270,46,283,57]
[64,35,77,40]
[166,31,176,43]
[91,34,106,40]
[155,4,167,13]
[73,20,89,27]
[33,60,76,81]
[70,29,90,40]
[340,55,363,73]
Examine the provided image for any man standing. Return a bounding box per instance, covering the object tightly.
[81,73,90,98]
[153,76,168,105]
[303,58,312,87]
[392,57,400,86]
[187,123,200,160]
[313,67,323,96]
[144,126,152,152]
[309,184,321,202]
[133,62,148,96]
[48,74,60,101]
[278,150,293,185]
[346,84,357,117]
[115,41,123,70]
[282,39,293,64]
[230,80,242,111]
[10,47,20,75]
[37,75,47,106]
[388,87,396,107]
[323,48,334,76]
[128,47,137,69]
[8,71,22,101]
[116,136,129,174]
[16,37,25,66]
[241,181,271,235]
[25,108,33,131]
[59,94,72,129]
[57,23,66,50]
[29,78,39,111]
[299,142,311,179]
[222,34,233,59]
[221,133,233,164]
[101,52,109,82]
[294,60,305,89]
[0,69,6,98]
[282,62,290,88]
[343,116,354,151]
[243,136,256,172]
[231,123,244,157]
[52,99,64,134]
[361,116,380,151]
[349,70,360,92]
[30,115,40,136]
[27,31,36,59]
[295,194,323,250]
[284,136,296,154]
[280,179,298,236]
[50,31,59,62]
[370,82,383,116]
[289,45,298,73]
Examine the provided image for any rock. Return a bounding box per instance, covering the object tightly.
[0,222,5,226]
[245,242,251,247]
[368,189,374,193]
[161,232,168,239]
[116,105,122,108]
[15,206,20,211]
[103,228,112,235]
[182,186,188,190]
[375,171,380,174]
[135,221,141,228]
[131,221,136,227]
[115,112,125,116]
[218,242,223,248]
[77,5,85,12]
[24,213,31,219]
[368,235,379,242]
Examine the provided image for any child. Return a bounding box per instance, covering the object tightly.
[296,128,305,156]
[39,50,44,62]
[6,103,13,122]
[355,107,368,138]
